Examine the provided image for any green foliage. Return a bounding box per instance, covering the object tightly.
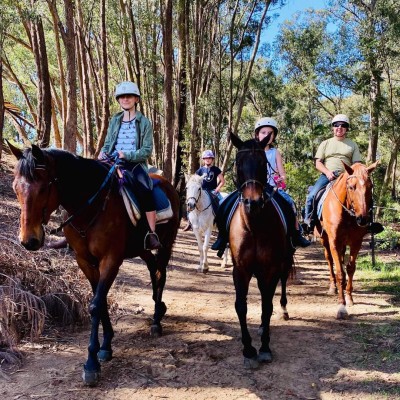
[373,226,400,250]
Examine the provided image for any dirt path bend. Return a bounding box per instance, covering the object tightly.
[2,231,399,400]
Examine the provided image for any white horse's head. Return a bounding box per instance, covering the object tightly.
[186,174,205,212]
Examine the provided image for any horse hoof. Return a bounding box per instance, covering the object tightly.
[82,368,100,386]
[345,295,354,306]
[328,285,337,295]
[281,312,289,321]
[258,351,273,363]
[150,324,163,337]
[243,356,259,369]
[336,305,348,320]
[202,267,209,274]
[98,349,113,362]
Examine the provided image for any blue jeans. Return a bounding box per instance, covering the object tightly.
[304,174,330,223]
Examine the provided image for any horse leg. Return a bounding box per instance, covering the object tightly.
[202,227,213,273]
[193,227,205,273]
[220,245,230,268]
[78,256,121,386]
[279,275,289,321]
[345,242,362,306]
[322,234,337,295]
[328,240,348,319]
[142,250,168,337]
[233,267,258,368]
[256,274,280,363]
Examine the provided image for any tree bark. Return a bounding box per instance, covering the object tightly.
[160,0,174,181]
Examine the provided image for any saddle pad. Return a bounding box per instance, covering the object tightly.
[225,195,287,235]
[121,180,173,226]
[317,182,334,219]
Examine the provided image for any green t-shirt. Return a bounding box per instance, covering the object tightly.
[315,137,361,172]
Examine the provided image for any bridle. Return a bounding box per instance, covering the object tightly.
[331,173,373,226]
[236,148,268,206]
[186,184,212,212]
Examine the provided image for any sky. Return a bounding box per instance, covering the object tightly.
[263,0,328,44]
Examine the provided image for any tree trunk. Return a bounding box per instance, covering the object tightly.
[160,0,174,181]
[60,0,77,152]
[30,13,52,148]
[0,58,4,159]
[94,0,110,157]
[173,0,188,187]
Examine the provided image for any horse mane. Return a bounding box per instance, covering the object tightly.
[16,148,110,191]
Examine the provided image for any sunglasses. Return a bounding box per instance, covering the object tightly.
[333,123,348,128]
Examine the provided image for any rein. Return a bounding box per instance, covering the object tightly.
[49,162,118,234]
[187,186,213,212]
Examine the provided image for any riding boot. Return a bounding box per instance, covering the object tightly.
[367,222,384,234]
[182,221,192,231]
[145,231,162,250]
[291,230,311,248]
[211,190,238,258]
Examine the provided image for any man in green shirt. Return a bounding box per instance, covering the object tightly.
[304,114,361,226]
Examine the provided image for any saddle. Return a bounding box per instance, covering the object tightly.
[121,178,173,226]
[310,182,334,223]
[218,187,288,235]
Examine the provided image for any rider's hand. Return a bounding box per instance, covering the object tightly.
[326,170,336,181]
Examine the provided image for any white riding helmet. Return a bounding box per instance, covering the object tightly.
[202,150,215,159]
[115,81,140,99]
[331,114,349,126]
[254,117,278,132]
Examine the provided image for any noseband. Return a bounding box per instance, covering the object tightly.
[186,185,212,212]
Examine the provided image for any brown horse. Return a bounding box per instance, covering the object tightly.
[8,142,180,385]
[229,132,294,369]
[316,161,378,319]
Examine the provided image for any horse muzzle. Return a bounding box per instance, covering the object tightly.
[242,197,264,214]
[20,227,45,251]
[187,201,196,212]
[356,216,370,227]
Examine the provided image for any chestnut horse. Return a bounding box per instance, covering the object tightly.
[316,161,378,319]
[229,132,294,369]
[9,143,180,385]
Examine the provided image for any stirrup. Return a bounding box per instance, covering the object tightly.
[144,231,162,250]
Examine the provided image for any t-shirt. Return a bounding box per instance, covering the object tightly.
[265,148,278,187]
[315,137,361,172]
[115,119,137,153]
[196,165,222,190]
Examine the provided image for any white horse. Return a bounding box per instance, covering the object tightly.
[185,174,230,273]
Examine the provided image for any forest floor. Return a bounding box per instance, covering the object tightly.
[1,153,399,400]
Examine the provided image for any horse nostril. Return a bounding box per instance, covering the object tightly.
[22,237,42,251]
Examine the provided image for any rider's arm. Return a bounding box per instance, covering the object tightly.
[275,150,286,182]
[214,173,225,193]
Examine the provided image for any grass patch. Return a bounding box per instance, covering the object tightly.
[351,320,400,374]
[356,255,400,305]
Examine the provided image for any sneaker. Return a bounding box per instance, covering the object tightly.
[292,231,311,248]
[182,222,191,232]
[367,222,384,234]
[145,232,162,250]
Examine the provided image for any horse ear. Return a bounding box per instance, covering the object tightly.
[366,160,379,174]
[230,131,243,150]
[31,144,45,165]
[343,162,353,175]
[259,135,270,150]
[6,140,24,160]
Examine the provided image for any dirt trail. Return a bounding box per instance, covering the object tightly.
[2,230,399,400]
